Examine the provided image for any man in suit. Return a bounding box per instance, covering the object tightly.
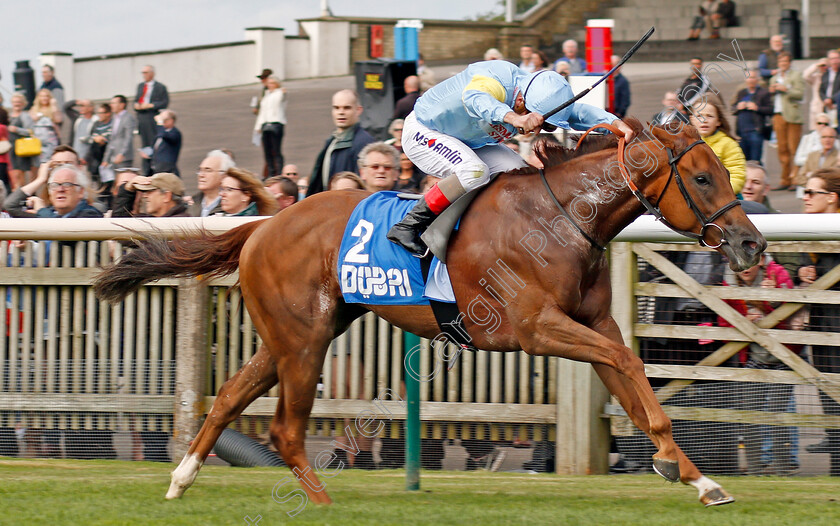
[820,50,840,118]
[768,52,805,190]
[801,126,839,183]
[134,65,169,175]
[102,95,138,186]
[143,110,181,176]
[393,76,420,121]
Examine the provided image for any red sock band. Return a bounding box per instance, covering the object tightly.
[425,184,451,215]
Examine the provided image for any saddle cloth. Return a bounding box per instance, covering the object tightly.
[338,191,455,306]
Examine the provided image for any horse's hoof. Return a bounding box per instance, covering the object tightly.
[652,457,680,483]
[700,487,735,507]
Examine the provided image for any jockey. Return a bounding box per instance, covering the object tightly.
[387,60,635,256]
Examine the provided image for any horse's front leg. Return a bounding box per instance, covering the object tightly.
[591,316,734,506]
[514,305,680,482]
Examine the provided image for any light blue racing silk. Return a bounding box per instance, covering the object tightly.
[413,60,617,148]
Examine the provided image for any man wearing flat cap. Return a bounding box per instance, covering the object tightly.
[112,172,191,217]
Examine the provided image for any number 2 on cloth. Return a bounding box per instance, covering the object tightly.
[345,219,374,264]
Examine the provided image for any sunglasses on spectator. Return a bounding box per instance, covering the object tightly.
[219,186,244,194]
[817,121,830,126]
[284,172,298,176]
[365,164,394,170]
[48,182,81,190]
[802,189,833,197]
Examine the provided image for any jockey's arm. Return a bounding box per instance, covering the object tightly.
[462,75,536,131]
[568,102,635,142]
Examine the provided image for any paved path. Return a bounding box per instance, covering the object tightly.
[165,60,818,212]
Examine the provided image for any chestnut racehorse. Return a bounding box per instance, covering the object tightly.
[94,119,765,507]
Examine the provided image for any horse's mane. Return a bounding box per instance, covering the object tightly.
[507,117,695,176]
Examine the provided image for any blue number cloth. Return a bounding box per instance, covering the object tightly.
[338,191,431,305]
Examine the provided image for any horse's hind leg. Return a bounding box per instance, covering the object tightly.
[268,341,334,505]
[592,317,734,507]
[166,344,278,499]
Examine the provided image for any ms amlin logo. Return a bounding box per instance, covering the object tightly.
[413,132,463,165]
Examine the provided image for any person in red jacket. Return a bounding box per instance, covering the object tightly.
[718,254,802,475]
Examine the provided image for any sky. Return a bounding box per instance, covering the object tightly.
[0,0,498,97]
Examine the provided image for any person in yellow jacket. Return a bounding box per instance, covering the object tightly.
[689,95,746,194]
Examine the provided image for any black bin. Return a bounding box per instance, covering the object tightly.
[779,10,801,59]
[13,60,36,109]
[355,59,417,141]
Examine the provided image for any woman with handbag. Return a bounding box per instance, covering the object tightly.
[7,93,37,189]
[253,75,287,178]
[29,89,62,162]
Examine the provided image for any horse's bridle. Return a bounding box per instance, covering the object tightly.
[538,124,742,251]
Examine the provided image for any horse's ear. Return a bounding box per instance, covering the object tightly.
[646,122,680,149]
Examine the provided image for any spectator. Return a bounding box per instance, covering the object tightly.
[611,55,631,119]
[112,172,189,218]
[652,91,690,126]
[102,95,138,183]
[264,176,298,210]
[384,119,404,147]
[296,177,308,200]
[678,57,711,109]
[741,162,773,209]
[819,50,840,118]
[219,167,277,216]
[29,89,62,162]
[252,68,272,115]
[689,96,746,193]
[794,113,839,173]
[709,0,736,39]
[417,54,437,93]
[768,52,805,191]
[105,167,141,214]
[530,50,551,72]
[254,75,287,178]
[6,93,36,189]
[483,48,504,61]
[329,171,365,191]
[306,89,375,196]
[0,112,9,193]
[145,110,181,176]
[554,61,570,79]
[86,104,113,180]
[518,45,535,73]
[39,65,65,110]
[188,150,232,217]
[396,151,424,194]
[758,35,785,82]
[357,142,399,193]
[686,0,718,40]
[280,164,299,182]
[803,57,830,130]
[420,175,440,194]
[798,168,840,474]
[5,162,101,218]
[134,65,169,176]
[731,69,772,161]
[719,250,800,475]
[393,76,420,121]
[554,40,587,74]
[799,126,838,187]
[63,99,96,161]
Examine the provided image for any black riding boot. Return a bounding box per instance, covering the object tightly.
[386,198,438,256]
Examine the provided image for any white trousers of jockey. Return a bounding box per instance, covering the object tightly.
[387,60,633,255]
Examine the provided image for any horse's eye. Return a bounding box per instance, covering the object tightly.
[695,175,711,186]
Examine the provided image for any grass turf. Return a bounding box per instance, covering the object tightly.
[1,458,839,525]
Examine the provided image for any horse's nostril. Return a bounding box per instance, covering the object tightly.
[741,239,760,255]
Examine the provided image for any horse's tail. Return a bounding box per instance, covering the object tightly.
[94,219,268,303]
